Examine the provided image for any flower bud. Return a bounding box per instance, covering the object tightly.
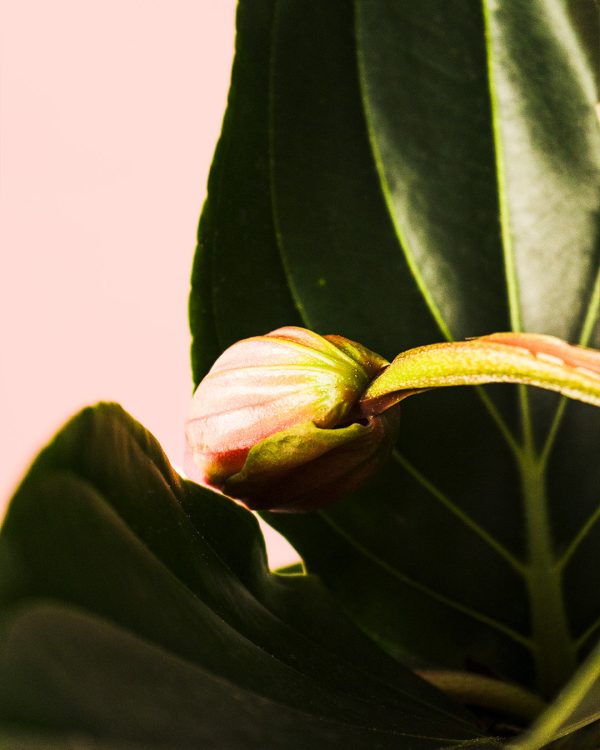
[185,326,400,512]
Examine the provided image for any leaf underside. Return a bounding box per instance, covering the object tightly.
[0,404,492,748]
[190,0,600,745]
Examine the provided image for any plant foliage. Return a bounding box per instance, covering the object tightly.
[3,1,600,747]
[190,0,600,745]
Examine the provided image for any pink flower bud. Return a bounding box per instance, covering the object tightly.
[185,327,400,512]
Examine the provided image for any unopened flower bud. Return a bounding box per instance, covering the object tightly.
[185,326,400,512]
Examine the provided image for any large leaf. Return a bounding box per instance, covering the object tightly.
[0,403,488,748]
[189,0,600,704]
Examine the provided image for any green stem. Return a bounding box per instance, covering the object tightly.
[360,333,600,416]
[519,449,576,698]
[511,637,600,749]
[416,669,546,722]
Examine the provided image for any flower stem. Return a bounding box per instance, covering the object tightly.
[360,332,600,416]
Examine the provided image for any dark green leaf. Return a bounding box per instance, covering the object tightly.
[189,0,600,702]
[0,602,492,750]
[189,0,302,384]
[0,404,485,748]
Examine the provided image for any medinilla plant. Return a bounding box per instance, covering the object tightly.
[2,1,600,748]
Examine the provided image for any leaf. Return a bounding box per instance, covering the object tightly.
[188,0,600,702]
[509,638,600,748]
[0,404,487,748]
[189,0,302,384]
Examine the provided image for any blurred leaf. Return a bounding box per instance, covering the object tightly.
[189,0,600,701]
[0,404,486,748]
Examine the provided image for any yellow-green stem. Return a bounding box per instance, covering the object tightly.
[361,333,600,415]
[416,669,546,722]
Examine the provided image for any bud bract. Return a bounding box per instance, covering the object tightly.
[185,326,400,512]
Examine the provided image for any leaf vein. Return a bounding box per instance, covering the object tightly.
[481,0,523,333]
[557,500,600,573]
[392,450,527,575]
[319,510,532,650]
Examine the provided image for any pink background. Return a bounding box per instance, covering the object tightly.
[1,0,299,568]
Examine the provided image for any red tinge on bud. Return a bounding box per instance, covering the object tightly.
[185,326,400,512]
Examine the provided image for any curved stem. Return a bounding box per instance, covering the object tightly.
[360,332,600,416]
[416,670,546,722]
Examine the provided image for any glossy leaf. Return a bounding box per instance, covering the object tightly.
[0,404,487,748]
[189,0,600,705]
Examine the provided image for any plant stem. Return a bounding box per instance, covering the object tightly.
[416,669,546,722]
[511,637,600,749]
[519,447,576,698]
[360,333,600,416]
